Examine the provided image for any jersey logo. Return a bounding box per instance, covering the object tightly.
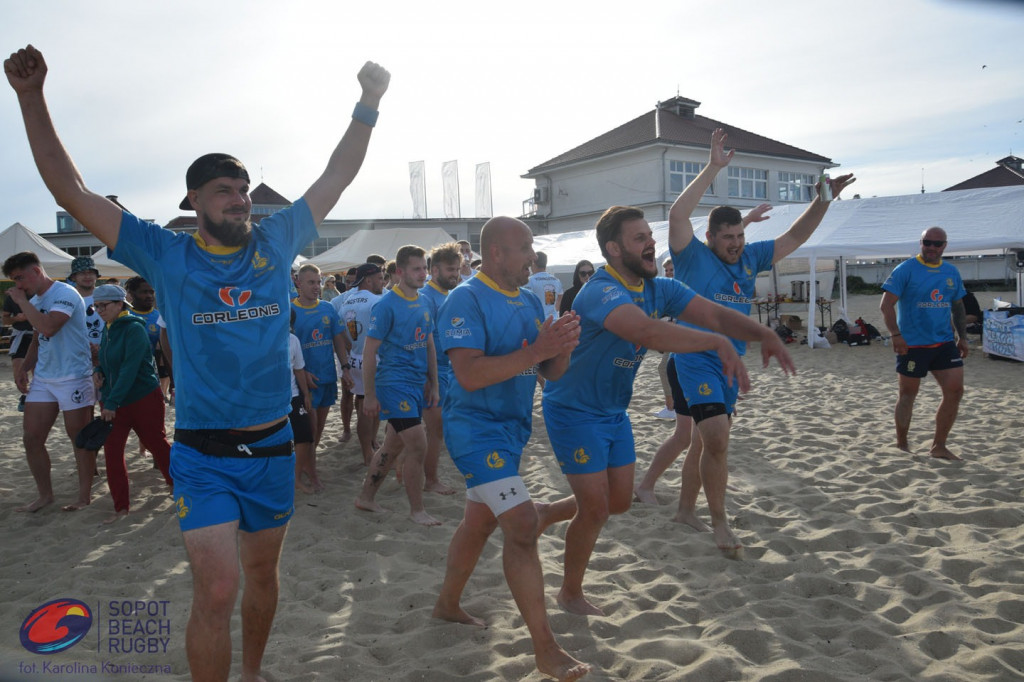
[399,400,411,412]
[347,318,361,341]
[486,451,505,469]
[573,447,590,464]
[251,251,269,271]
[699,382,712,396]
[535,319,542,330]
[930,289,943,302]
[414,327,427,341]
[744,266,753,277]
[322,315,331,326]
[733,281,742,295]
[176,495,191,519]
[450,317,465,328]
[946,278,953,287]
[219,287,253,306]
[311,328,323,342]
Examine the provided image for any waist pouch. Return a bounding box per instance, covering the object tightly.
[174,419,292,458]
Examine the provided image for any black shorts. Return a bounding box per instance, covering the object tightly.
[896,341,963,378]
[288,395,315,444]
[388,416,422,434]
[10,329,32,360]
[666,356,691,417]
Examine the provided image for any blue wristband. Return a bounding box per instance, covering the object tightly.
[352,101,379,127]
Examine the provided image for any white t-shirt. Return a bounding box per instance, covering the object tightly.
[288,333,305,398]
[527,271,563,320]
[31,281,93,380]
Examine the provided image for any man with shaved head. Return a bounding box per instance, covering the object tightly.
[880,226,968,461]
[433,216,590,681]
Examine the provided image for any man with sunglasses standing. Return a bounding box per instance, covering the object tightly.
[880,227,968,461]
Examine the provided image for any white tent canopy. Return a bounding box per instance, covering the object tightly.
[0,222,74,275]
[89,246,139,279]
[308,226,458,272]
[535,186,1024,335]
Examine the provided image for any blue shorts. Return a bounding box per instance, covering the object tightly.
[675,355,738,415]
[170,422,295,533]
[378,384,423,420]
[311,380,338,409]
[543,403,636,475]
[452,448,523,489]
[897,341,963,378]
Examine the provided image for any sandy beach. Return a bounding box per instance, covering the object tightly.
[1,291,1022,681]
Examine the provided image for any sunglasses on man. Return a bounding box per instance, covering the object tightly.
[921,239,946,247]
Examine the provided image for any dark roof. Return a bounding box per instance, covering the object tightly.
[250,182,291,206]
[525,96,832,176]
[164,216,197,230]
[943,156,1024,191]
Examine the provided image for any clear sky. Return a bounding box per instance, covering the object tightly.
[2,0,1022,234]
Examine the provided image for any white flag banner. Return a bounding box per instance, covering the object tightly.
[475,162,492,218]
[409,160,427,218]
[442,160,461,219]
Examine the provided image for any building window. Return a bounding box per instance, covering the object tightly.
[727,167,768,200]
[778,172,815,202]
[300,235,344,259]
[56,212,85,233]
[669,161,713,195]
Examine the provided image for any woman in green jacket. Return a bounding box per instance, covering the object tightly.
[93,284,172,524]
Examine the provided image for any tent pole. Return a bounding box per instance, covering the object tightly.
[838,256,848,321]
[807,255,818,348]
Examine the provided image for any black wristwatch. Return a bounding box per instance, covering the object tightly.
[341,363,352,370]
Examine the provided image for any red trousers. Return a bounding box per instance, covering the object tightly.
[104,387,173,512]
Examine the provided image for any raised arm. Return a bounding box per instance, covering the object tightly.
[303,61,391,225]
[668,128,733,254]
[772,173,856,263]
[5,46,123,249]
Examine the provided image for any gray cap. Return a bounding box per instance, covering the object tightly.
[93,284,127,303]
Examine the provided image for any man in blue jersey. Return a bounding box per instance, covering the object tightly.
[543,205,796,615]
[432,216,590,682]
[3,251,97,513]
[292,262,353,492]
[663,128,854,557]
[355,244,441,526]
[420,242,462,496]
[880,227,967,461]
[333,262,384,465]
[6,44,390,681]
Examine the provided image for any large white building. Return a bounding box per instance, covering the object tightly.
[522,95,837,233]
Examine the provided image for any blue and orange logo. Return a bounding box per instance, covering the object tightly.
[930,289,943,302]
[20,598,93,654]
[219,287,252,306]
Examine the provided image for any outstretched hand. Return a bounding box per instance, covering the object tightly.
[759,330,796,376]
[4,45,47,93]
[357,61,390,105]
[714,337,751,393]
[709,128,735,168]
[744,203,773,225]
[824,173,856,200]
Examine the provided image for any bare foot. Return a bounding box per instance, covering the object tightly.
[557,589,605,616]
[340,430,352,443]
[633,486,658,505]
[671,509,711,532]
[431,603,486,627]
[410,510,442,527]
[713,525,743,560]
[311,476,326,493]
[929,445,962,461]
[354,498,388,513]
[424,480,456,495]
[103,510,129,525]
[16,495,54,513]
[62,499,91,512]
[536,643,592,681]
[296,481,315,495]
[896,441,911,453]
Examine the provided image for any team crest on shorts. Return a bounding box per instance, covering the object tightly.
[399,400,411,412]
[71,389,86,404]
[486,452,505,469]
[573,447,589,464]
[907,361,916,373]
[176,496,191,520]
[699,383,712,396]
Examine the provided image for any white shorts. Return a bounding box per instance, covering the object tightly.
[27,375,95,412]
[465,475,532,517]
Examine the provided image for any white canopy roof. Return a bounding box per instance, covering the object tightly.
[0,222,74,275]
[535,186,1024,274]
[89,246,139,279]
[308,226,457,272]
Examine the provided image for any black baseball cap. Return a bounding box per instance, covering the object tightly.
[178,153,250,211]
[354,262,382,286]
